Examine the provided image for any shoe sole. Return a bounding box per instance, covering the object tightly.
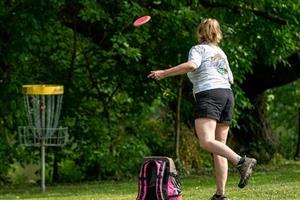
[238,159,257,188]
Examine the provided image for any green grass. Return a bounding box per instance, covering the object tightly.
[0,162,299,200]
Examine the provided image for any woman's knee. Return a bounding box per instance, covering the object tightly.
[199,139,213,150]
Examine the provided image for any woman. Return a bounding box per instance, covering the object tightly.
[147,18,256,200]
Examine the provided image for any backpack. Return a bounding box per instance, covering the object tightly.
[136,156,182,200]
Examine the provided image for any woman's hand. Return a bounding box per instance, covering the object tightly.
[147,70,166,80]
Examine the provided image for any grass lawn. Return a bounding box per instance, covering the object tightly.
[0,161,299,200]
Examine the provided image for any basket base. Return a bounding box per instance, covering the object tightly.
[18,126,68,147]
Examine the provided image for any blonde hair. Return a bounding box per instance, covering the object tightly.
[197,18,222,45]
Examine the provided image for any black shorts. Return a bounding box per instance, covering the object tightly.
[194,88,234,124]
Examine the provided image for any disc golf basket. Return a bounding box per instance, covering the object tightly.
[18,85,68,192]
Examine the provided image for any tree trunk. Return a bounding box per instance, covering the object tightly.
[232,93,277,162]
[175,76,184,167]
[232,53,300,162]
[295,108,300,160]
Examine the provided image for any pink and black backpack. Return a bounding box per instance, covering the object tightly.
[136,156,182,200]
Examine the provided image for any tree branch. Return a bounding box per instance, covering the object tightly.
[199,0,287,25]
[242,52,300,98]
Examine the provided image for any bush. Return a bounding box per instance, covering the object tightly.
[59,159,84,182]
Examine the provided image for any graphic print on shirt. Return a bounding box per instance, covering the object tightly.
[211,53,229,76]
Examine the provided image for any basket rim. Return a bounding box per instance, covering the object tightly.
[22,85,64,95]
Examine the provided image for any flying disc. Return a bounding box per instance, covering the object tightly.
[133,15,151,27]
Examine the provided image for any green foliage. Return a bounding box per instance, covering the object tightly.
[266,80,300,159]
[59,159,83,182]
[8,162,39,184]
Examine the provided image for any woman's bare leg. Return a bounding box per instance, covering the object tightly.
[213,123,230,196]
[195,118,241,165]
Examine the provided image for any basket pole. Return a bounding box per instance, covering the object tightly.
[41,140,46,192]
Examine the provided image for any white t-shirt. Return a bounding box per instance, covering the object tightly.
[187,44,233,95]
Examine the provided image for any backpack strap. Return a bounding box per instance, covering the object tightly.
[136,160,152,200]
[168,172,181,198]
[155,159,167,200]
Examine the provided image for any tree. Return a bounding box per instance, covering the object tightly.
[60,0,300,161]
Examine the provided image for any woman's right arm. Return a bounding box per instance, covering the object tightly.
[147,61,197,80]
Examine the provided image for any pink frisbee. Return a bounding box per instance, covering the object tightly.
[133,15,151,27]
